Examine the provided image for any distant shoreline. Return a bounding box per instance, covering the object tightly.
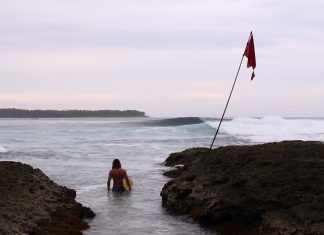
[0,108,147,118]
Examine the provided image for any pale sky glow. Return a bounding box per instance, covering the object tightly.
[1,0,324,117]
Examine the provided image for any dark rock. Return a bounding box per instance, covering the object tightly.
[164,147,207,166]
[0,161,95,235]
[161,141,324,235]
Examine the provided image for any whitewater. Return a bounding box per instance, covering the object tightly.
[0,116,323,235]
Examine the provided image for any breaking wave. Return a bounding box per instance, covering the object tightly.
[0,146,8,153]
[138,117,204,127]
[207,116,324,143]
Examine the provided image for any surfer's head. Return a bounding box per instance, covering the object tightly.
[112,159,121,169]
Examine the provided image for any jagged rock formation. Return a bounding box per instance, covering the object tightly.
[161,141,324,235]
[0,161,95,235]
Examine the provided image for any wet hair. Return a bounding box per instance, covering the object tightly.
[112,159,121,169]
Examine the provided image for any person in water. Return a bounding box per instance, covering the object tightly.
[107,159,130,192]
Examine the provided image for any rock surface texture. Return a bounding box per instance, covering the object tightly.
[161,141,324,235]
[0,161,95,235]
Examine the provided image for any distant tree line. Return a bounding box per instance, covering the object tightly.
[0,108,147,118]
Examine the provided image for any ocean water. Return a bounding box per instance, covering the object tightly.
[0,116,324,235]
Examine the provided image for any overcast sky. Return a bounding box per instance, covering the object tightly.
[1,0,324,117]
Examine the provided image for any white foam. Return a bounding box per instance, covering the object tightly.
[208,116,324,143]
[0,146,8,153]
[77,184,106,194]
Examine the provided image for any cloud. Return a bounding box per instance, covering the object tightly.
[178,92,226,100]
[0,0,324,116]
[0,92,129,102]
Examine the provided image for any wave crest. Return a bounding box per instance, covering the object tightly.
[139,117,204,127]
[0,146,8,153]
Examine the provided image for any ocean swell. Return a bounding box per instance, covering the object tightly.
[137,117,204,127]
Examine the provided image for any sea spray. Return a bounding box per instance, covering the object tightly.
[207,116,324,143]
[0,145,8,153]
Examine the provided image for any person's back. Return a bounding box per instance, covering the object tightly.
[107,159,130,192]
[109,168,126,189]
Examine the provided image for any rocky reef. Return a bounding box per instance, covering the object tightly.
[0,161,95,235]
[161,141,324,235]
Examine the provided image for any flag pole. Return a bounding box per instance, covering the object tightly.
[209,32,252,150]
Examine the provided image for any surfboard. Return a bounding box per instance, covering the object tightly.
[122,177,133,192]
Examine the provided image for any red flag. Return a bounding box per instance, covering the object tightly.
[244,32,256,80]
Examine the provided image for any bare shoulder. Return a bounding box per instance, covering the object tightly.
[120,168,127,175]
